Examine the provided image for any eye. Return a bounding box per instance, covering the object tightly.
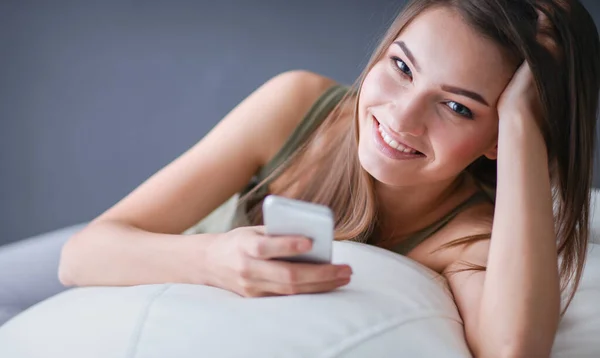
[390,56,412,78]
[445,101,473,119]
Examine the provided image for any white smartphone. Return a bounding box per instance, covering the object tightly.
[262,195,334,264]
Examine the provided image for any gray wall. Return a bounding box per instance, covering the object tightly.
[1,0,598,246]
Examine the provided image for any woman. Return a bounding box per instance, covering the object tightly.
[59,0,600,356]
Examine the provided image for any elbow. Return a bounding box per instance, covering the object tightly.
[58,237,77,286]
[469,322,556,358]
[471,300,560,357]
[496,345,551,358]
[472,337,554,358]
[57,266,74,287]
[57,228,89,287]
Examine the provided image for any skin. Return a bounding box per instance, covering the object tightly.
[353,7,559,357]
[357,7,513,238]
[59,5,561,357]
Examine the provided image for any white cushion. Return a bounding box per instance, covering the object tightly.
[0,241,471,358]
[0,223,85,326]
[3,189,600,357]
[552,244,600,357]
[1,240,600,358]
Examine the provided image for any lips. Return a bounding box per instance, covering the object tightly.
[371,119,425,161]
[372,115,424,156]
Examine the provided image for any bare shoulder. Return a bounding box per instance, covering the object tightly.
[440,201,493,269]
[88,70,338,235]
[250,70,338,166]
[409,200,494,273]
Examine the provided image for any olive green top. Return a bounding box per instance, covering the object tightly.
[230,84,491,255]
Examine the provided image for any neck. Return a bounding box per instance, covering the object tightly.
[374,173,469,238]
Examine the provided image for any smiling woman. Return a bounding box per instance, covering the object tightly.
[57,0,600,357]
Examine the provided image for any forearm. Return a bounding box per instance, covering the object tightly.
[479,118,560,356]
[58,220,218,287]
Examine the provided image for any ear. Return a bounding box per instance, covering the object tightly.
[483,144,498,160]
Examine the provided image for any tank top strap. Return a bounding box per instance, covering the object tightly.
[392,191,491,256]
[242,84,350,198]
[258,84,350,182]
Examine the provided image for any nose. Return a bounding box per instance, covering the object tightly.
[384,95,426,137]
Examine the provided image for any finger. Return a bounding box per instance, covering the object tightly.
[247,259,353,284]
[242,234,313,260]
[515,61,533,81]
[506,61,531,88]
[256,276,352,296]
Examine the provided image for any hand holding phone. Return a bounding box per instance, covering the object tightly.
[262,195,334,264]
[203,224,352,298]
[198,195,345,298]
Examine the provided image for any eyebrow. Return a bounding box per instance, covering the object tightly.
[441,85,489,107]
[393,41,490,107]
[394,41,421,72]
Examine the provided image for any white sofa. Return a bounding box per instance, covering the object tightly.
[0,244,599,357]
[0,194,599,357]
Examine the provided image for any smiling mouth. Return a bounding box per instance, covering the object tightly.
[372,116,425,156]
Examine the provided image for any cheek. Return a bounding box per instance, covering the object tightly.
[435,127,497,163]
[447,140,483,160]
[359,62,397,113]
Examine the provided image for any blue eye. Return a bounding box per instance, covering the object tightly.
[391,56,412,78]
[446,101,473,119]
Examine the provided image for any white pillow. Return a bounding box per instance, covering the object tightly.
[0,241,471,358]
[1,244,599,357]
[552,244,600,357]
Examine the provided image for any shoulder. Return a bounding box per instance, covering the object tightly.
[244,70,339,166]
[264,70,338,96]
[410,199,494,273]
[439,201,494,270]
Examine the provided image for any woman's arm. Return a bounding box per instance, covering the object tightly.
[59,221,220,286]
[59,70,337,286]
[445,63,560,357]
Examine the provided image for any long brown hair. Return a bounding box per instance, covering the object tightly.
[242,0,600,311]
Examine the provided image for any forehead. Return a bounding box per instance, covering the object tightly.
[395,6,514,103]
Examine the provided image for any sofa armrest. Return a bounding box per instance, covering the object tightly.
[0,223,87,326]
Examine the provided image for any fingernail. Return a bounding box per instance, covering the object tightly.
[337,268,352,278]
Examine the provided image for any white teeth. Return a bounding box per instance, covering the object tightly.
[378,124,418,154]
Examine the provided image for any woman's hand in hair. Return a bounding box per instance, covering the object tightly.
[200,226,352,297]
[497,61,545,138]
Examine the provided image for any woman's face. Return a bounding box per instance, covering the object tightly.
[357,6,515,187]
